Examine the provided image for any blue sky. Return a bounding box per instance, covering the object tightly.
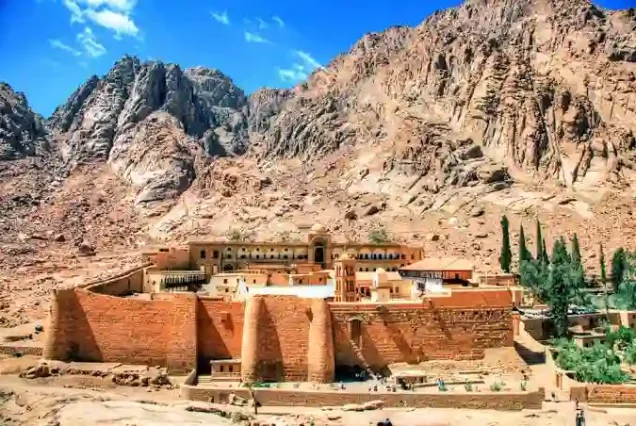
[0,0,634,116]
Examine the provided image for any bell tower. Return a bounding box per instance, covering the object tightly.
[334,252,357,302]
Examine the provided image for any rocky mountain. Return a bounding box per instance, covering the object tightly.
[0,83,48,160]
[1,0,635,283]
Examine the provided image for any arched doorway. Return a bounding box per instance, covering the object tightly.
[313,242,325,265]
[223,264,234,272]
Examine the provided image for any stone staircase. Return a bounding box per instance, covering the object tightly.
[348,338,376,377]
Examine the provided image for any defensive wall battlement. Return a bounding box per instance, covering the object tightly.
[43,266,514,381]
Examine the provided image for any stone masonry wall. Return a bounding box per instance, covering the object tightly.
[330,290,513,369]
[43,288,197,373]
[570,385,636,404]
[182,386,545,410]
[83,265,148,295]
[197,298,244,369]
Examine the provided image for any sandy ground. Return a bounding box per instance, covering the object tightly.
[0,365,635,426]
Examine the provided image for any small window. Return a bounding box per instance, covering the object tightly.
[270,255,275,259]
[223,279,228,284]
[283,255,288,260]
[159,248,169,253]
[227,247,232,251]
[373,268,377,271]
[284,248,288,251]
[229,365,233,373]
[242,248,246,251]
[411,254,414,260]
[256,248,260,251]
[225,288,229,293]
[220,365,224,372]
[270,248,274,251]
[213,250,219,259]
[390,288,393,294]
[401,254,406,259]
[253,279,256,284]
[200,250,206,259]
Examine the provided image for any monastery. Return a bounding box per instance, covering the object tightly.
[43,224,518,383]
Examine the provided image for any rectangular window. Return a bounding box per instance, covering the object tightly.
[200,250,206,259]
[213,250,219,259]
[223,279,228,284]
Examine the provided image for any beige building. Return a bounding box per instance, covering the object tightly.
[142,224,423,279]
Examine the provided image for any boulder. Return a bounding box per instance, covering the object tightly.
[362,400,384,410]
[78,241,95,256]
[426,233,440,242]
[228,393,247,407]
[344,210,358,220]
[365,205,381,216]
[470,206,485,217]
[478,164,508,184]
[53,233,66,242]
[20,363,51,379]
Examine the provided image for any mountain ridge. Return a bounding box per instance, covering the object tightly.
[0,0,635,285]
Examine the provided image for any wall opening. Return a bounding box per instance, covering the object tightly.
[350,319,362,346]
[314,243,325,264]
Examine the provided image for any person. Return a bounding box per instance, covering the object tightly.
[384,419,393,426]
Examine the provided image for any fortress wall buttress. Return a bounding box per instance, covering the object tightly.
[307,299,335,383]
[43,288,77,360]
[241,296,263,382]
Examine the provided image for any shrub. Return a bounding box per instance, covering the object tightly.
[464,383,473,392]
[520,381,527,391]
[624,344,636,365]
[368,228,389,244]
[490,381,503,392]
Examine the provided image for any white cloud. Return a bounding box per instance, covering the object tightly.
[85,9,139,37]
[278,64,308,82]
[211,11,230,25]
[244,31,270,44]
[49,39,82,56]
[277,50,322,83]
[80,0,136,12]
[63,0,85,23]
[77,27,107,57]
[256,17,268,30]
[272,16,284,28]
[296,50,321,70]
[61,0,140,38]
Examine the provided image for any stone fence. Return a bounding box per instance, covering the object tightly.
[570,385,636,404]
[181,383,545,410]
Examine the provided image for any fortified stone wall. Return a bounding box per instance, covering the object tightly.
[83,264,149,295]
[43,288,197,374]
[330,290,513,368]
[570,385,636,404]
[182,385,545,410]
[197,297,244,369]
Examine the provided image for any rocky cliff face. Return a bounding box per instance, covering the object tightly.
[256,0,636,191]
[1,0,635,268]
[0,83,48,160]
[47,56,249,203]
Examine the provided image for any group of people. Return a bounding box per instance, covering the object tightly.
[376,419,393,426]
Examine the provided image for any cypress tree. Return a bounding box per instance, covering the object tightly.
[536,219,544,261]
[519,224,532,265]
[499,215,512,273]
[600,243,607,286]
[549,238,573,338]
[571,233,582,266]
[541,238,550,265]
[612,248,627,291]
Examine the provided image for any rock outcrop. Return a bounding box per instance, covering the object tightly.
[0,83,48,160]
[48,56,249,203]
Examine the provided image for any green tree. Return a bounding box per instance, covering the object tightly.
[535,219,543,261]
[600,243,607,285]
[518,224,532,265]
[499,215,512,273]
[549,238,575,338]
[613,253,636,310]
[571,234,582,266]
[541,238,550,265]
[612,248,627,290]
